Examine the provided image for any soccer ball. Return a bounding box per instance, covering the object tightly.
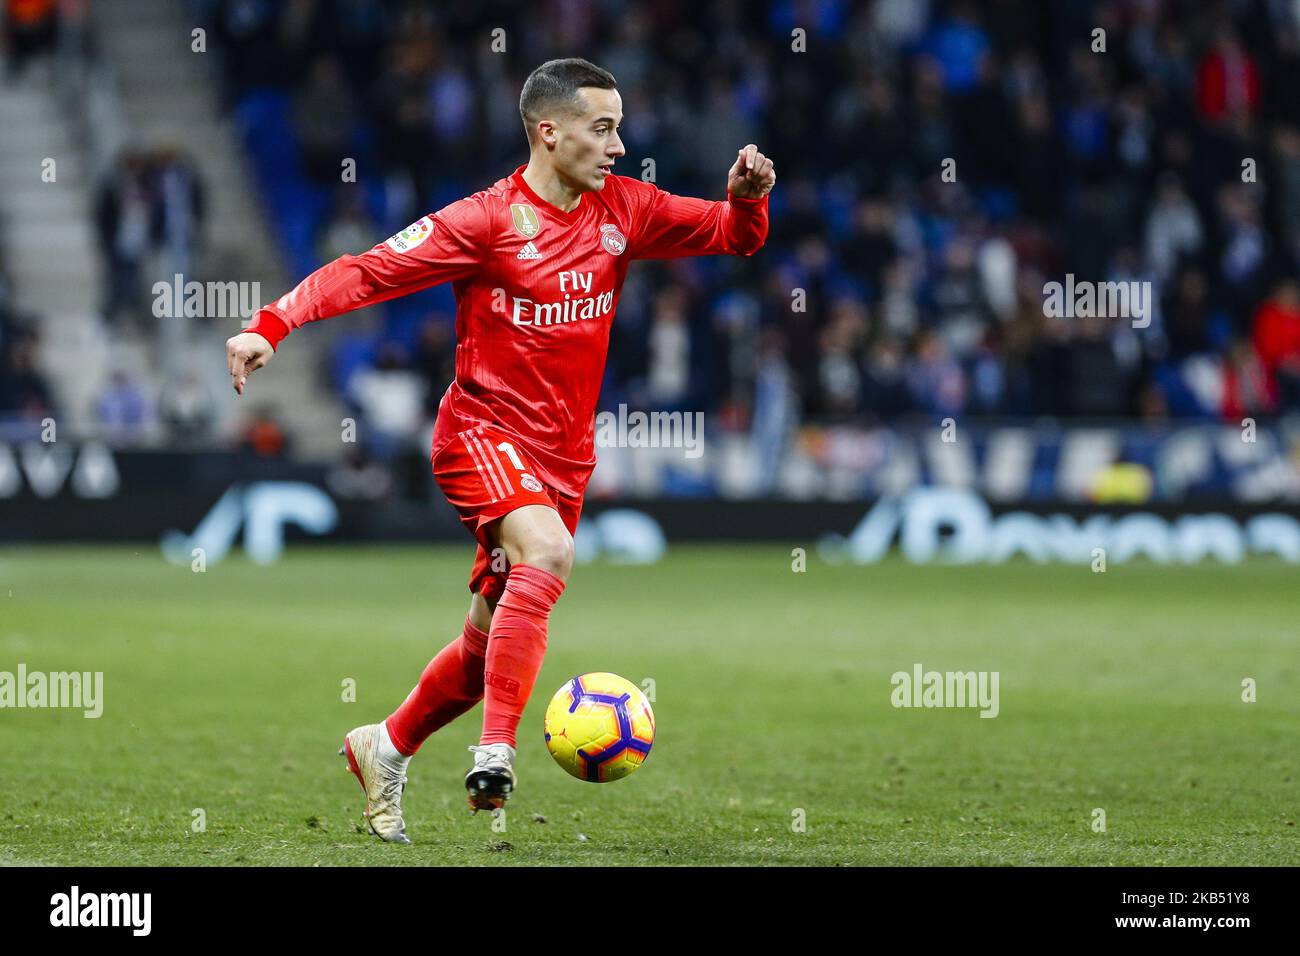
[544,672,655,782]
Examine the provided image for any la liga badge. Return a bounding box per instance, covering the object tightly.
[385,216,433,253]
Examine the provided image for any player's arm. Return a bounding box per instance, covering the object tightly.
[629,144,775,261]
[226,201,486,394]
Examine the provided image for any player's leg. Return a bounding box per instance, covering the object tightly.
[379,428,522,758]
[342,428,532,840]
[340,589,498,843]
[384,589,497,757]
[465,503,573,810]
[481,502,573,746]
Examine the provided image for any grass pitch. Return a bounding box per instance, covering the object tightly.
[0,545,1295,866]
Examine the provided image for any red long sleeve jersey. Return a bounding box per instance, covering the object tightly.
[247,165,769,497]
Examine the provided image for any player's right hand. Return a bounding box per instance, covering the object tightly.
[226,331,273,395]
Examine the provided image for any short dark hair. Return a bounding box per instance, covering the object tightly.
[519,58,617,143]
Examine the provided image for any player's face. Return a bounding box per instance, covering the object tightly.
[555,87,625,193]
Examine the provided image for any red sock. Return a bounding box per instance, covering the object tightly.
[480,564,565,747]
[385,615,489,756]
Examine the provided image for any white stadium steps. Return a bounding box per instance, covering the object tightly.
[22,0,351,456]
[0,60,108,422]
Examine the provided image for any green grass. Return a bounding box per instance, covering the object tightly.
[0,545,1295,866]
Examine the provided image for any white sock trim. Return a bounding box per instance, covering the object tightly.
[378,721,411,767]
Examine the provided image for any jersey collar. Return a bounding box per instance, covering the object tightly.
[511,165,584,223]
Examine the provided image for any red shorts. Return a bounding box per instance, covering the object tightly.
[432,424,583,604]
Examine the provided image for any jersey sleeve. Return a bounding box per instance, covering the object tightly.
[623,178,770,261]
[245,196,490,349]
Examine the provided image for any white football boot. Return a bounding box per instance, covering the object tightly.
[465,743,516,812]
[339,724,411,844]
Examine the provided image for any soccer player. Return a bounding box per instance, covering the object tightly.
[225,58,774,843]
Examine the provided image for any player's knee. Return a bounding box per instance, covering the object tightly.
[520,532,574,581]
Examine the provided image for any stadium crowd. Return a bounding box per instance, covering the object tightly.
[7,0,1300,456]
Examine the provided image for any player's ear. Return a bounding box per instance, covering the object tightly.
[537,120,558,149]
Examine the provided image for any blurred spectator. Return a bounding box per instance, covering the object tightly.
[95,148,205,325]
[326,448,394,500]
[1165,266,1222,358]
[1222,339,1272,420]
[932,235,992,356]
[242,407,290,457]
[1063,318,1132,417]
[906,329,966,416]
[152,147,205,283]
[921,1,990,95]
[1195,29,1259,122]
[95,152,154,325]
[95,370,156,445]
[838,198,898,295]
[815,297,869,418]
[1144,174,1203,284]
[645,287,691,409]
[0,330,53,420]
[968,327,1006,414]
[1252,278,1300,410]
[346,344,424,459]
[158,369,216,443]
[413,316,455,414]
[4,0,58,79]
[318,187,374,262]
[294,56,357,185]
[750,328,797,492]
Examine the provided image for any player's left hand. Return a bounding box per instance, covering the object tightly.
[727,144,775,199]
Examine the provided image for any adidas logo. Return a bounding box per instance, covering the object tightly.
[516,241,543,260]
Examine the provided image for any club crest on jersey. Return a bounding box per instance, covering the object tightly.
[600,223,627,256]
[511,203,541,239]
[385,216,433,253]
[520,473,543,493]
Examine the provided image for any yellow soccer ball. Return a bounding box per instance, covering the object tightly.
[544,673,655,782]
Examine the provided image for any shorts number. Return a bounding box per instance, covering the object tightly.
[496,441,525,471]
